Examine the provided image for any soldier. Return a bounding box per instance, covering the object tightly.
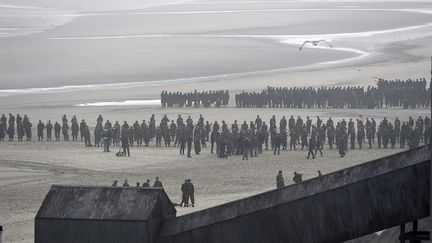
[273,133,281,155]
[71,118,79,142]
[123,180,130,187]
[153,177,163,187]
[193,128,201,155]
[389,124,396,148]
[242,137,251,160]
[371,118,376,143]
[83,125,91,146]
[37,120,45,141]
[94,122,103,147]
[289,127,297,151]
[276,170,284,189]
[394,117,401,142]
[180,180,189,207]
[24,120,32,141]
[142,180,150,187]
[54,121,61,141]
[155,127,162,147]
[112,180,118,187]
[186,179,195,207]
[97,114,103,125]
[255,115,262,131]
[315,135,323,157]
[293,172,303,184]
[170,120,177,144]
[113,121,120,147]
[128,127,134,147]
[121,134,130,156]
[357,121,365,149]
[79,119,86,142]
[327,125,335,149]
[307,138,315,159]
[366,124,373,149]
[186,132,193,158]
[204,121,211,142]
[349,125,356,149]
[261,122,269,150]
[103,128,112,152]
[377,122,382,149]
[300,125,308,150]
[62,121,69,141]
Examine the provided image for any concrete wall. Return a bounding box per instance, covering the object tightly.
[36,219,151,243]
[157,145,430,243]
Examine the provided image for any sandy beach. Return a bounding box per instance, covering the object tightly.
[0,108,430,243]
[0,0,431,242]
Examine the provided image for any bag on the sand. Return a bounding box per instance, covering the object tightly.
[116,150,124,157]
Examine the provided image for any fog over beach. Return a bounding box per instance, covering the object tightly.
[0,1,431,242]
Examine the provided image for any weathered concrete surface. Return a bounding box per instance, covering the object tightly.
[35,186,176,243]
[157,145,431,243]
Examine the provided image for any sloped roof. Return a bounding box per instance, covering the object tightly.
[36,185,176,221]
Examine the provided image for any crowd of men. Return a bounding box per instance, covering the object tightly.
[111,177,195,207]
[1,113,429,159]
[160,90,229,108]
[232,79,430,109]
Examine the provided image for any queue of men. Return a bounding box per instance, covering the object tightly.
[111,177,196,207]
[161,90,229,108]
[0,113,430,159]
[236,79,430,109]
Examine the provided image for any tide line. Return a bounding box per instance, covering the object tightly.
[75,100,161,107]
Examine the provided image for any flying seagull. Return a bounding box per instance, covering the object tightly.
[299,40,333,51]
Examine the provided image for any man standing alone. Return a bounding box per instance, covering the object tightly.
[276,170,284,189]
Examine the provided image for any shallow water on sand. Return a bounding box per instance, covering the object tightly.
[0,1,431,95]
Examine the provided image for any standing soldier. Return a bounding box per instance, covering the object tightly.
[180,180,189,207]
[54,121,61,141]
[261,122,269,150]
[327,125,335,149]
[62,121,69,141]
[121,134,130,156]
[186,132,193,158]
[155,127,162,147]
[186,179,195,207]
[83,125,91,147]
[170,120,177,144]
[71,119,79,142]
[366,124,373,149]
[394,117,401,142]
[377,122,382,149]
[357,122,365,149]
[79,119,86,142]
[273,133,281,155]
[25,120,32,141]
[276,170,284,189]
[103,128,112,152]
[37,120,45,141]
[8,113,15,141]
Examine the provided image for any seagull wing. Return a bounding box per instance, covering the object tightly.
[319,40,333,48]
[299,41,311,51]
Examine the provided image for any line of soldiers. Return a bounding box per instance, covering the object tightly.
[160,90,229,108]
[1,113,429,159]
[235,79,430,109]
[112,177,163,188]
